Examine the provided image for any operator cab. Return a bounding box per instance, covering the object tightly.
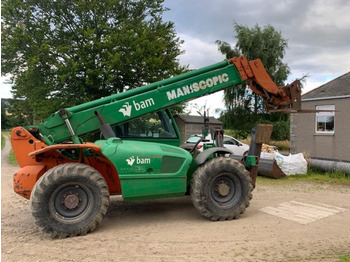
[110,109,181,147]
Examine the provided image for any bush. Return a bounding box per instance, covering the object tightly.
[270,120,290,140]
[220,111,290,141]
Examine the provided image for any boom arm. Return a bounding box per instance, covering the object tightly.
[34,56,301,145]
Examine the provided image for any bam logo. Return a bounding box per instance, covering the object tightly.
[126,156,135,166]
[119,102,132,117]
[133,98,155,110]
[119,98,155,117]
[126,156,151,166]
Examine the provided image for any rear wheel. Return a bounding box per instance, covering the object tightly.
[30,163,110,238]
[190,157,253,220]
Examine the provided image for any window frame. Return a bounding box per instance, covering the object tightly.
[315,105,335,134]
[223,137,239,146]
[112,110,178,139]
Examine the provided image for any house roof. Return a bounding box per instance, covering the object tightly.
[302,72,350,100]
[174,114,222,124]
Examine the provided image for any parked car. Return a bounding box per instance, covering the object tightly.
[185,134,249,156]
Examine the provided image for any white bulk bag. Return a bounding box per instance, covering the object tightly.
[274,152,307,175]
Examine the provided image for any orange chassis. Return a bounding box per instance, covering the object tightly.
[11,127,121,199]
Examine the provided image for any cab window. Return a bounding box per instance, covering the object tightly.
[113,110,177,139]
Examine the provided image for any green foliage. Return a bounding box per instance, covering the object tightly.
[2,99,27,128]
[270,120,290,141]
[223,129,241,139]
[1,101,8,129]
[169,103,187,116]
[1,134,5,150]
[2,0,185,124]
[220,111,289,140]
[216,23,290,136]
[233,23,290,85]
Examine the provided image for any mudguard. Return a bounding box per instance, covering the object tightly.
[195,147,233,165]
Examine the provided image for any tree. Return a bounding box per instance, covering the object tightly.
[216,23,290,139]
[1,101,8,129]
[1,0,185,124]
[216,22,290,114]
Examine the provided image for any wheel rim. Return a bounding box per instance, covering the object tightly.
[210,174,242,207]
[50,184,93,219]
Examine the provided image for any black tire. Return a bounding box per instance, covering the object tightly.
[190,157,253,221]
[30,163,110,238]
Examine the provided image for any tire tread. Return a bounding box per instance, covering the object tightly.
[30,163,110,238]
[191,157,253,221]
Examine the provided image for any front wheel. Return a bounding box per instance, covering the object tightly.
[190,157,253,221]
[30,163,110,238]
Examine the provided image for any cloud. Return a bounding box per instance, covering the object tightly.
[187,91,225,118]
[3,0,349,104]
[164,0,350,110]
[175,34,229,117]
[178,34,227,69]
[303,0,350,30]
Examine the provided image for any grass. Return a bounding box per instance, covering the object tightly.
[269,140,290,151]
[258,167,350,186]
[1,131,18,165]
[297,168,349,184]
[9,149,18,165]
[1,134,5,150]
[339,255,350,262]
[1,131,10,150]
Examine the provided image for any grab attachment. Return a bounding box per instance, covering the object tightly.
[229,56,302,112]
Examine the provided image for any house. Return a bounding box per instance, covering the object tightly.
[173,114,223,144]
[290,72,350,162]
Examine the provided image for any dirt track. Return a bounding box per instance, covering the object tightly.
[2,135,350,261]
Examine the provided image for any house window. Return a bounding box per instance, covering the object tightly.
[315,105,335,133]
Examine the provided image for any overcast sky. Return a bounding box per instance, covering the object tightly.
[163,0,350,116]
[1,0,350,117]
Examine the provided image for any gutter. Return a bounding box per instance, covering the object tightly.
[302,95,350,102]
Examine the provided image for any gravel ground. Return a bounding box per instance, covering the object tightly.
[2,136,350,261]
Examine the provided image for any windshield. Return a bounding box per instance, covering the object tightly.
[186,136,201,143]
